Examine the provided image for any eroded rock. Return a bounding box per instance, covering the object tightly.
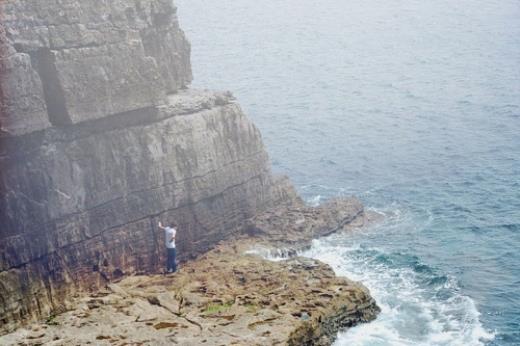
[1,0,192,126]
[0,0,381,341]
[0,243,379,345]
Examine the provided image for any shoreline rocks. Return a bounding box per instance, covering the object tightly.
[0,198,381,345]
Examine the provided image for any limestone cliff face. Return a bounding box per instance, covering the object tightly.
[1,0,192,133]
[0,0,292,331]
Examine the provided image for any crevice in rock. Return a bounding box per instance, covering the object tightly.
[28,48,70,126]
[0,98,230,162]
[139,29,179,94]
[0,32,9,133]
[147,294,202,331]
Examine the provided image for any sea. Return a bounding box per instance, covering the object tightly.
[177,1,520,345]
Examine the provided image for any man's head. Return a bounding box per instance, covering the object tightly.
[170,222,177,228]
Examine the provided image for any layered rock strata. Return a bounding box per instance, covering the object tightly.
[0,0,294,331]
[0,0,380,340]
[0,88,295,332]
[1,0,192,133]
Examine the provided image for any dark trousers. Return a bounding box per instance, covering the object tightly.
[167,248,177,272]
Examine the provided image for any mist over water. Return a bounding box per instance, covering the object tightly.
[177,0,520,344]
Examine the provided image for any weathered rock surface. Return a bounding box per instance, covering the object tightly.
[0,242,380,346]
[0,26,50,135]
[248,198,365,244]
[0,0,295,331]
[0,88,295,332]
[1,0,192,130]
[0,0,381,341]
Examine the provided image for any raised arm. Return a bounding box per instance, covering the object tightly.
[158,221,165,230]
[170,226,176,243]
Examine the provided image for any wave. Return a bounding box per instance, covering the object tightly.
[250,235,494,345]
[244,246,295,261]
[302,237,495,346]
[250,192,496,345]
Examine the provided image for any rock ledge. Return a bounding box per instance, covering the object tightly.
[0,198,381,345]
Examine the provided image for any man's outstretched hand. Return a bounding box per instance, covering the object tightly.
[158,221,163,228]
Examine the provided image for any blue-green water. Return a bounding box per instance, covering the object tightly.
[177,0,520,344]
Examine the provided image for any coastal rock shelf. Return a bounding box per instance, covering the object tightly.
[0,243,379,346]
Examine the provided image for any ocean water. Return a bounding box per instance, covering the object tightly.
[176,0,520,345]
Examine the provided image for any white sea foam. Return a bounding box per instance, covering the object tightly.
[307,194,323,207]
[301,238,495,346]
[246,199,495,345]
[244,247,294,261]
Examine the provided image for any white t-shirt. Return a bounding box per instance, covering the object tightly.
[165,227,176,249]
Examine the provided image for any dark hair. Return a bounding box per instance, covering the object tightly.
[170,222,177,228]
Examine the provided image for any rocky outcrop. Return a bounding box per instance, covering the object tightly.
[246,198,366,245]
[0,242,379,346]
[1,0,192,131]
[0,87,296,331]
[0,0,380,340]
[0,0,294,332]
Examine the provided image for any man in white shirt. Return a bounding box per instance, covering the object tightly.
[158,221,177,273]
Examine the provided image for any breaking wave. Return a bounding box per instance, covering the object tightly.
[300,213,495,346]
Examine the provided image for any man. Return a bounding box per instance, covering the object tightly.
[158,221,177,273]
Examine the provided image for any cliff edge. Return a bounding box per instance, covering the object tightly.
[0,0,294,331]
[0,0,379,341]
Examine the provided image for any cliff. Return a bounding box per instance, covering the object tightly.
[1,0,191,134]
[0,0,380,341]
[0,0,294,331]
